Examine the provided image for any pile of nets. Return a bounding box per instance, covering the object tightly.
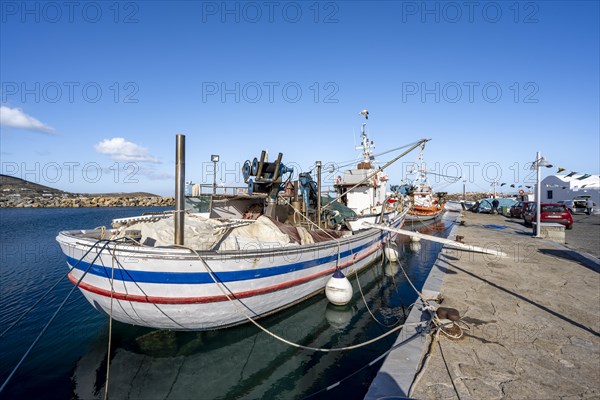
[114,214,341,251]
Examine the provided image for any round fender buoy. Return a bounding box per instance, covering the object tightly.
[325,270,353,306]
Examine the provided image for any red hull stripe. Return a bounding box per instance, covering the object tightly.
[70,244,382,305]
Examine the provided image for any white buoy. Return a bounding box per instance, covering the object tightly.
[384,242,399,263]
[325,270,353,305]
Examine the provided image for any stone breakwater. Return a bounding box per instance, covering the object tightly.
[0,196,175,208]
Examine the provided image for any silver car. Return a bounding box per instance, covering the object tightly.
[557,199,589,214]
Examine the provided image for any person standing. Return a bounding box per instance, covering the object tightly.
[492,197,500,215]
[586,198,594,215]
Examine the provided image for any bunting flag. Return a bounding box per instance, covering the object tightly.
[500,183,506,186]
[565,171,577,178]
[518,185,523,188]
[525,185,532,189]
[510,184,515,188]
[557,167,566,173]
[577,174,591,180]
[581,184,588,188]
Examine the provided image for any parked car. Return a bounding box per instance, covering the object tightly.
[523,203,573,229]
[556,198,592,214]
[510,201,533,218]
[556,200,576,214]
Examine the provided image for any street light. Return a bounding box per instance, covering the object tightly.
[211,154,219,194]
[491,181,498,198]
[532,151,552,237]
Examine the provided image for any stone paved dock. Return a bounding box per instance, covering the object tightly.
[368,211,600,399]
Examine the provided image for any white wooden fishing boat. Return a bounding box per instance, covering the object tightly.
[57,115,427,330]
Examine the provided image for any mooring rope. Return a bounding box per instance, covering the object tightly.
[0,239,115,394]
[0,239,109,338]
[353,259,401,328]
[103,247,117,400]
[171,244,424,352]
[301,322,452,399]
[394,232,472,400]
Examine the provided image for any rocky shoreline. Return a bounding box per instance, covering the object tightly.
[1,195,175,208]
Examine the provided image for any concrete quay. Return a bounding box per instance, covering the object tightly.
[367,211,600,399]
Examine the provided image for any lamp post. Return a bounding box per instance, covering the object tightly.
[491,181,498,198]
[533,151,552,238]
[211,154,219,194]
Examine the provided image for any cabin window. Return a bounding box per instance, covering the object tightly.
[547,190,553,200]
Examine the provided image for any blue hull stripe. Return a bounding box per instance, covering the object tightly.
[68,233,387,285]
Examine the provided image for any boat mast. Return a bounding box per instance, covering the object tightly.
[358,122,375,165]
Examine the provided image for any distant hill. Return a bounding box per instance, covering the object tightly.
[0,174,159,198]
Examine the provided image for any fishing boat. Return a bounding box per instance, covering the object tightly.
[403,148,445,222]
[56,114,428,330]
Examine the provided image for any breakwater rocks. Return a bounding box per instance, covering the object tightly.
[1,195,175,208]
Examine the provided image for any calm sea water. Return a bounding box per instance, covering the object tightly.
[0,208,455,399]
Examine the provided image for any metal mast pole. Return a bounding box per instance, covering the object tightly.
[535,151,541,238]
[316,161,322,228]
[175,134,185,245]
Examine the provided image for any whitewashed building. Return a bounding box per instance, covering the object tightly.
[541,174,599,211]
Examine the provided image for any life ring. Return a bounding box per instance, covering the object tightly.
[518,189,524,195]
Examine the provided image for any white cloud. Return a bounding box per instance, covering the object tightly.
[0,106,55,133]
[94,137,160,163]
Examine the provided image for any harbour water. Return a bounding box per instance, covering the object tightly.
[0,207,455,399]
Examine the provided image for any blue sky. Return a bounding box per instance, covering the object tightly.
[1,1,598,196]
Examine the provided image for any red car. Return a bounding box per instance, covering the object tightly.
[510,201,533,218]
[523,203,574,229]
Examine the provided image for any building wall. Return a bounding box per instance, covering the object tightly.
[541,175,600,211]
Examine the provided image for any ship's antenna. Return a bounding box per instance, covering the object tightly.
[357,109,372,163]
